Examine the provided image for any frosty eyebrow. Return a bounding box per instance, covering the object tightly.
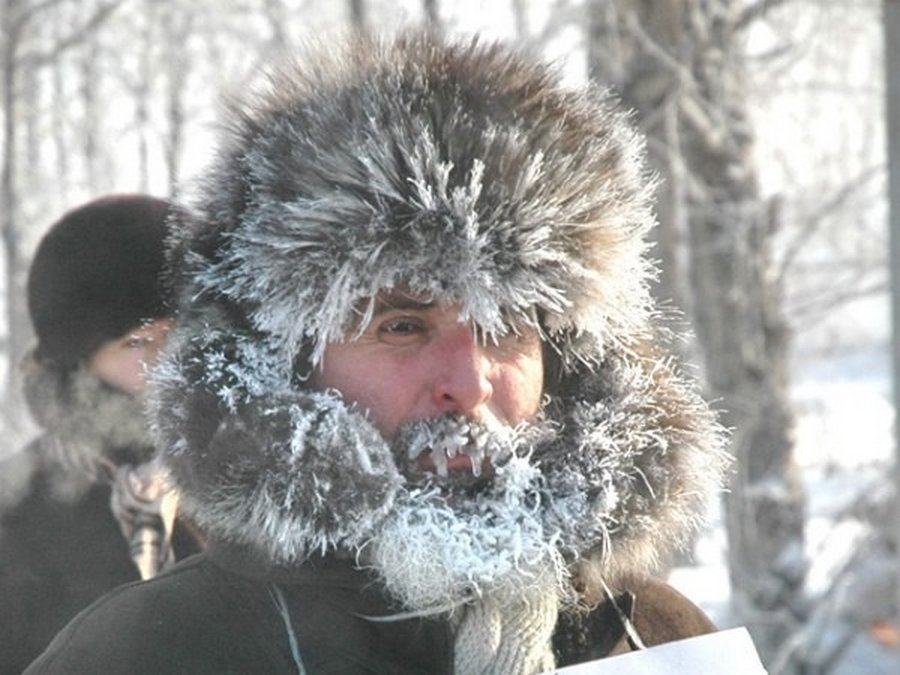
[369,294,436,316]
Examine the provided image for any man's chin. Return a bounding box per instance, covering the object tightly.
[364,451,561,612]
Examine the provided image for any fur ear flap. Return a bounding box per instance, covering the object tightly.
[21,348,153,478]
[150,328,404,562]
[538,342,729,584]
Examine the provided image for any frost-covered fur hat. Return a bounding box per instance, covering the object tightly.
[152,32,727,602]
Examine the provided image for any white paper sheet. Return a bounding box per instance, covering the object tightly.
[553,627,768,674]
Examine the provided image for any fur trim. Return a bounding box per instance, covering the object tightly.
[150,323,403,560]
[151,325,727,588]
[21,350,154,486]
[540,346,728,588]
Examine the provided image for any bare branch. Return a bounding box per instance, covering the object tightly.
[8,0,70,34]
[510,0,528,40]
[348,0,366,30]
[789,279,887,324]
[621,10,691,83]
[776,164,886,283]
[262,0,290,49]
[616,11,736,158]
[19,0,126,68]
[422,0,440,29]
[735,0,795,34]
[531,0,579,49]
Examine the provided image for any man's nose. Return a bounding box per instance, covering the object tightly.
[430,327,493,414]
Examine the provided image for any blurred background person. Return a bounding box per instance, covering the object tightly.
[0,195,203,674]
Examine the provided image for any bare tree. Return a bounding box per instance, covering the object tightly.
[885,0,900,632]
[1,0,122,425]
[78,32,103,191]
[422,0,440,30]
[584,0,806,665]
[159,4,196,195]
[348,0,366,30]
[50,21,70,203]
[1,0,31,423]
[509,0,581,52]
[263,0,290,50]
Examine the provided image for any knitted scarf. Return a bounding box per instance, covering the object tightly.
[452,583,559,674]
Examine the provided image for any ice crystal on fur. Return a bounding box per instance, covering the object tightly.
[395,411,520,480]
[366,455,570,612]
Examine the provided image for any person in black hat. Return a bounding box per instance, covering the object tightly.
[0,194,202,675]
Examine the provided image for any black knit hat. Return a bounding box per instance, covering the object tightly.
[27,194,173,370]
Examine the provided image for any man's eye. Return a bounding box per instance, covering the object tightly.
[380,318,422,334]
[377,317,426,344]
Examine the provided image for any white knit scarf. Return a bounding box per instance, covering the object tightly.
[452,576,560,674]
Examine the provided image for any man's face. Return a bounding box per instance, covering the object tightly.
[312,291,544,477]
[87,317,174,396]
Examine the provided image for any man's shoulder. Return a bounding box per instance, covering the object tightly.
[24,554,264,674]
[626,575,717,644]
[555,575,716,667]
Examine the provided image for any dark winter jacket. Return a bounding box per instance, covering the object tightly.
[0,360,200,675]
[26,544,715,674]
[0,448,138,675]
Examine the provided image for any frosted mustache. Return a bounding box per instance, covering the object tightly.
[394,409,517,478]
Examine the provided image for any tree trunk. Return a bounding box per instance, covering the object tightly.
[585,0,691,336]
[510,0,528,39]
[52,20,70,203]
[883,0,900,627]
[159,4,193,196]
[584,0,807,664]
[135,4,153,193]
[1,0,33,430]
[79,36,101,192]
[422,0,441,29]
[348,0,366,30]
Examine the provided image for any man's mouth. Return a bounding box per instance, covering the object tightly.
[414,445,491,478]
[394,412,517,487]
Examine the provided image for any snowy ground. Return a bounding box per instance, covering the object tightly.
[669,346,900,673]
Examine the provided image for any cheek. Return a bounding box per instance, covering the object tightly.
[313,348,417,438]
[118,352,150,392]
[493,349,544,424]
[89,349,146,395]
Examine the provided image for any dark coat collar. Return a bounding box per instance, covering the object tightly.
[205,539,716,668]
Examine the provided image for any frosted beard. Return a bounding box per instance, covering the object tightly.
[362,411,571,616]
